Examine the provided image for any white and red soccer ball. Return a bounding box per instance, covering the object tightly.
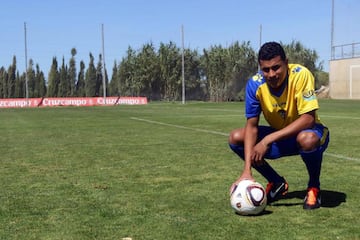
[230,180,267,215]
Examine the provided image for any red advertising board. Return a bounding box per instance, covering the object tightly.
[0,97,148,108]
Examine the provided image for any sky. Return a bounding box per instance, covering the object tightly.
[1,0,359,77]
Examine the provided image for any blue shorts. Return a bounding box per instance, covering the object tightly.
[258,124,330,159]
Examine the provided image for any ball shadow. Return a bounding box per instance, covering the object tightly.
[234,209,273,217]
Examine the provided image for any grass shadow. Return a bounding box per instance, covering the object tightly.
[271,189,346,208]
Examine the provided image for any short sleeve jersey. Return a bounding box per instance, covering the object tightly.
[245,64,322,130]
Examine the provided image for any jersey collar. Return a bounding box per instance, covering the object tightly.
[268,73,288,97]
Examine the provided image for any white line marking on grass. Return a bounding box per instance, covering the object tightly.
[324,153,360,162]
[321,115,360,120]
[130,117,228,136]
[131,117,360,163]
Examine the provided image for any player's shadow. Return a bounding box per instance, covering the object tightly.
[272,189,346,208]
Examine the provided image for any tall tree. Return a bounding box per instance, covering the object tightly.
[226,41,257,100]
[85,53,97,96]
[118,47,136,96]
[96,54,104,97]
[76,61,86,97]
[32,64,40,97]
[27,59,36,97]
[47,57,60,97]
[98,54,109,98]
[35,64,46,97]
[282,40,323,89]
[15,71,24,98]
[158,41,181,100]
[0,67,7,98]
[201,41,257,101]
[134,42,159,98]
[108,61,119,96]
[202,45,227,102]
[7,56,17,98]
[69,48,77,96]
[58,57,68,97]
[182,48,203,100]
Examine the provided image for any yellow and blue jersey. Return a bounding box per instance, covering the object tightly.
[245,64,322,130]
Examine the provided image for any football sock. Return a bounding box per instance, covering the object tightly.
[253,161,284,183]
[229,143,244,159]
[300,148,323,189]
[229,143,283,183]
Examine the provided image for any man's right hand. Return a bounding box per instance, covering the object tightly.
[229,172,255,195]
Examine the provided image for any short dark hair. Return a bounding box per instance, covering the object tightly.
[258,41,286,63]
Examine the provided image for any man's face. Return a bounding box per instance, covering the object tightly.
[259,55,288,90]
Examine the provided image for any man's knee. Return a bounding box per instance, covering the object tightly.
[297,131,320,152]
[229,128,245,145]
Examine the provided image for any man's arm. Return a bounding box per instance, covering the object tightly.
[260,111,316,148]
[229,116,259,194]
[240,116,260,181]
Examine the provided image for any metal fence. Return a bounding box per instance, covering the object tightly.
[332,42,360,60]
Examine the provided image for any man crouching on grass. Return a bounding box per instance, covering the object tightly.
[228,41,330,210]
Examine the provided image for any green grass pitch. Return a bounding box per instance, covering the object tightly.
[0,99,359,239]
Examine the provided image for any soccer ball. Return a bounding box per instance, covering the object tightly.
[230,180,267,215]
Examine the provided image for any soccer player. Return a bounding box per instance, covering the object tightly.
[228,41,330,210]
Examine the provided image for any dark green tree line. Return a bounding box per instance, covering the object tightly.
[0,40,328,101]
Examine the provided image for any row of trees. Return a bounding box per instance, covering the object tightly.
[0,40,328,101]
